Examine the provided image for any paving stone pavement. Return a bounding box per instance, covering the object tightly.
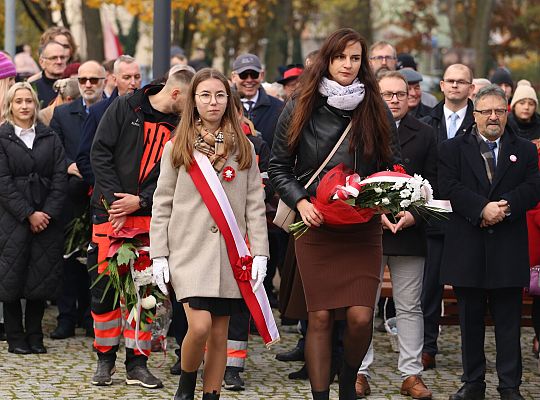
[0,306,538,399]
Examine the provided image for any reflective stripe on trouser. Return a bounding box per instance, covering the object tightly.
[226,339,248,369]
[92,308,122,353]
[124,310,152,357]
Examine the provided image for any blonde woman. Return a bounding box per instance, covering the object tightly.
[0,82,67,354]
[150,68,269,400]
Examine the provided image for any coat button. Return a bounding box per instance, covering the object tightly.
[488,229,494,234]
[210,226,218,233]
[242,266,246,270]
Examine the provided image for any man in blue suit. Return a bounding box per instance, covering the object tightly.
[49,60,106,339]
[77,55,142,185]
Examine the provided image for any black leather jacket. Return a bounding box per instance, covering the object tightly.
[268,94,401,209]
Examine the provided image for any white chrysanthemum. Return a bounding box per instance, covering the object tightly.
[374,187,383,194]
[382,198,390,205]
[400,189,412,198]
[392,181,404,190]
[400,199,411,208]
[141,295,157,309]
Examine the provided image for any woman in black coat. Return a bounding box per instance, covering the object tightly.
[0,82,67,354]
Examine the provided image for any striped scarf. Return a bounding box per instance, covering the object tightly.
[472,127,497,183]
[193,121,230,173]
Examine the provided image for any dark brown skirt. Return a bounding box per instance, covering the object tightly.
[295,217,382,314]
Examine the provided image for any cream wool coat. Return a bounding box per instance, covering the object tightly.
[150,141,269,300]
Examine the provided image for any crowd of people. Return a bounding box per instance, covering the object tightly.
[0,24,539,400]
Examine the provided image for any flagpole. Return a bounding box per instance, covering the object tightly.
[152,0,171,80]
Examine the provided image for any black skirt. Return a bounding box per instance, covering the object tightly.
[181,297,246,316]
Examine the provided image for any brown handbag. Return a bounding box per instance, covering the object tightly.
[272,122,352,232]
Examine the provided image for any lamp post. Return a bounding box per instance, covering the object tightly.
[152,0,171,80]
[4,0,16,56]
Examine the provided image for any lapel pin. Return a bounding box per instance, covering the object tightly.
[509,155,517,162]
[222,166,236,182]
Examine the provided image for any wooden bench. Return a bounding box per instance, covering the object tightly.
[380,266,535,327]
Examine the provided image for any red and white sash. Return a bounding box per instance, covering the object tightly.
[189,151,280,347]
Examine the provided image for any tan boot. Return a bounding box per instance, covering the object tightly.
[355,374,371,398]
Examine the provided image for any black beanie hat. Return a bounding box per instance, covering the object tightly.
[490,67,513,87]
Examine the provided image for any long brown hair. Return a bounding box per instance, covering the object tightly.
[170,68,252,170]
[288,28,392,163]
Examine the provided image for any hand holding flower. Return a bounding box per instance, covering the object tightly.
[297,199,324,227]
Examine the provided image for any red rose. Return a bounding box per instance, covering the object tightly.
[393,164,407,174]
[134,253,151,272]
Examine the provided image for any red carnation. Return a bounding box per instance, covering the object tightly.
[393,164,407,174]
[134,252,151,272]
[117,263,130,275]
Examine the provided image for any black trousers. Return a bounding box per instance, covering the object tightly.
[421,234,444,356]
[454,286,523,390]
[3,299,46,347]
[56,257,92,330]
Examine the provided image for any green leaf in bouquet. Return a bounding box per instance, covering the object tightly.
[90,261,111,288]
[117,243,137,267]
[100,276,113,303]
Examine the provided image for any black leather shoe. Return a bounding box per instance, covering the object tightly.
[125,365,163,388]
[8,345,32,355]
[50,326,75,340]
[30,344,47,354]
[276,346,304,362]
[288,364,308,380]
[449,382,486,400]
[91,359,116,386]
[499,388,525,400]
[174,369,198,400]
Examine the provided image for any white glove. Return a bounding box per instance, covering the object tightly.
[152,257,170,295]
[251,256,268,293]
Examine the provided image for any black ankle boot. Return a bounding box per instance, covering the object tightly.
[174,369,197,400]
[312,390,330,400]
[338,361,359,400]
[202,390,220,399]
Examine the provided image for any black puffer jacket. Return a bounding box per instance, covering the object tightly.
[268,95,401,209]
[0,121,67,301]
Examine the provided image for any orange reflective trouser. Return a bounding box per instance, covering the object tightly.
[89,217,152,357]
[226,309,250,370]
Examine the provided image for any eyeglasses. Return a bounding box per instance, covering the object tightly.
[474,108,507,117]
[78,77,105,85]
[369,56,396,62]
[443,79,471,86]
[381,91,408,101]
[196,92,228,104]
[42,55,68,62]
[238,70,260,80]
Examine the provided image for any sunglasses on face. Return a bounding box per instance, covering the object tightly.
[78,77,105,85]
[238,70,260,80]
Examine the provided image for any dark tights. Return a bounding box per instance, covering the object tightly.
[533,297,540,340]
[305,306,373,393]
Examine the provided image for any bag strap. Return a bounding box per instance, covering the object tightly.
[304,121,352,189]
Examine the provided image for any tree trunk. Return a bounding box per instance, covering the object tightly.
[81,2,104,61]
[335,0,372,44]
[471,0,495,77]
[265,0,291,82]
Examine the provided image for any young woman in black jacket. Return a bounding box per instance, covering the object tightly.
[268,28,400,400]
[0,82,67,354]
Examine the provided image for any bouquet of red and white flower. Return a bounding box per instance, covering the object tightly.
[90,226,168,332]
[289,164,450,238]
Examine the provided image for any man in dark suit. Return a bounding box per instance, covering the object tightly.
[420,64,476,370]
[77,55,142,185]
[356,71,437,399]
[439,85,540,400]
[49,60,106,339]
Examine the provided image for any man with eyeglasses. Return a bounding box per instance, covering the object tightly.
[48,60,106,341]
[368,41,398,76]
[419,64,476,372]
[32,41,68,106]
[88,66,195,389]
[230,53,284,146]
[438,84,540,400]
[355,71,437,399]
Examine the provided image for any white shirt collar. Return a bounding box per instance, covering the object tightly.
[241,91,259,107]
[443,104,468,125]
[14,124,35,137]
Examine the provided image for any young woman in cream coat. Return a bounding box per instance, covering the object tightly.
[150,68,269,400]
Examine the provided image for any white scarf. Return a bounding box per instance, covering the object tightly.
[318,77,365,111]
